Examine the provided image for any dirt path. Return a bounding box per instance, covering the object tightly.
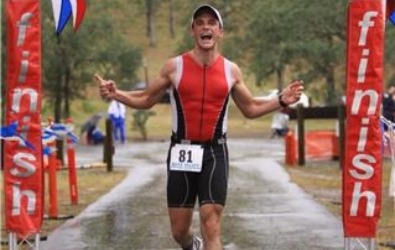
[41,139,344,250]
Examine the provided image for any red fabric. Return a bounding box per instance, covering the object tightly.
[73,0,86,31]
[4,0,43,236]
[343,0,384,237]
[387,0,395,17]
[177,54,230,141]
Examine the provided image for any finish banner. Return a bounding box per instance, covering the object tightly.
[4,0,43,235]
[343,0,384,237]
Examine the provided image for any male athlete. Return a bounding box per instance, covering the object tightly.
[95,4,304,250]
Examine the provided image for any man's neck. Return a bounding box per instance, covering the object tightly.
[189,48,220,66]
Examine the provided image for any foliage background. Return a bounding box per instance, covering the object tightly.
[2,0,395,121]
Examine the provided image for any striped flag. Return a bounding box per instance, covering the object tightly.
[388,0,395,24]
[51,0,86,35]
[70,0,86,31]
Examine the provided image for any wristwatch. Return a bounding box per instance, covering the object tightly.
[278,94,288,108]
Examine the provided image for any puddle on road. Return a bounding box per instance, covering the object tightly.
[66,142,342,250]
[79,170,180,249]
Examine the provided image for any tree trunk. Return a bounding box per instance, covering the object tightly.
[146,0,156,47]
[169,0,175,39]
[55,37,63,123]
[55,36,65,166]
[325,65,336,105]
[275,65,284,92]
[54,79,62,122]
[63,66,71,118]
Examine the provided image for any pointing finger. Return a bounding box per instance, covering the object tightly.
[94,74,105,84]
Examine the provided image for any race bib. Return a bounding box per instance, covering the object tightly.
[170,144,204,172]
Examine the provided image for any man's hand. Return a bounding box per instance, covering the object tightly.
[94,74,116,100]
[280,80,304,106]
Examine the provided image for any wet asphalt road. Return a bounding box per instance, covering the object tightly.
[40,138,344,250]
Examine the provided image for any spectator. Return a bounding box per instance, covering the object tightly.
[383,85,395,131]
[87,125,104,145]
[271,108,290,138]
[108,100,126,143]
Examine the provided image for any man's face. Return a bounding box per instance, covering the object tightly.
[191,12,223,50]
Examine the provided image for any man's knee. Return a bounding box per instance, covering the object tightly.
[171,227,189,242]
[200,205,223,239]
[168,208,194,244]
[201,215,221,237]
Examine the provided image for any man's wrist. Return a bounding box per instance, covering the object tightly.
[278,94,288,108]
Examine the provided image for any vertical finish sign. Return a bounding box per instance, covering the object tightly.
[5,0,43,236]
[344,0,384,237]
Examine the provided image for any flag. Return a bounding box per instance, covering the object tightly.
[70,0,86,32]
[0,122,35,150]
[388,0,395,24]
[51,0,86,35]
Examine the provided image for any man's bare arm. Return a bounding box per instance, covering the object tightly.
[95,59,175,109]
[231,63,304,119]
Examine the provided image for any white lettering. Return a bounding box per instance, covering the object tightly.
[357,118,369,152]
[357,49,369,83]
[12,183,36,216]
[350,154,375,180]
[358,11,378,46]
[350,182,376,216]
[10,152,36,178]
[17,13,33,47]
[18,51,29,83]
[12,88,38,113]
[351,89,379,115]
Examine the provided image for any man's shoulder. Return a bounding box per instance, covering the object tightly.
[222,56,238,68]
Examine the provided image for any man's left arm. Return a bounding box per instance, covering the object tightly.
[231,63,304,119]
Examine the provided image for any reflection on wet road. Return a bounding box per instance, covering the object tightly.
[41,139,343,250]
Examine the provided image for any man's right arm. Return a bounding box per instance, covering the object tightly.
[95,58,175,110]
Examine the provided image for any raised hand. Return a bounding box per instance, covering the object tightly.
[94,74,116,100]
[280,80,304,106]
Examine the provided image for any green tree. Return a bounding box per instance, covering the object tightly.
[294,0,347,105]
[41,1,142,121]
[246,0,304,90]
[246,0,347,105]
[130,0,163,47]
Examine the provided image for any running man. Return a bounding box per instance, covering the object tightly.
[95,4,304,250]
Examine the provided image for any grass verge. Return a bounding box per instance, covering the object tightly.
[286,159,395,250]
[0,166,127,249]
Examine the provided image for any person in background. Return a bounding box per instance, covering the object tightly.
[383,85,395,122]
[108,100,126,143]
[271,107,290,138]
[95,4,304,250]
[87,125,105,145]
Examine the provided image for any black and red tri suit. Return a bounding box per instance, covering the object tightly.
[167,53,235,208]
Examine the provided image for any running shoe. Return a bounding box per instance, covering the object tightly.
[193,236,203,250]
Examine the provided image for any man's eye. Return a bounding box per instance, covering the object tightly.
[195,20,204,26]
[208,19,217,26]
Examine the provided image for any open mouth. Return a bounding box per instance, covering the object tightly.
[200,34,213,40]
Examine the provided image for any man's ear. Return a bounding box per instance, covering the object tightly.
[189,25,194,36]
[218,28,224,38]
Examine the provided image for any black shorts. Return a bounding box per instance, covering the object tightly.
[166,140,229,208]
